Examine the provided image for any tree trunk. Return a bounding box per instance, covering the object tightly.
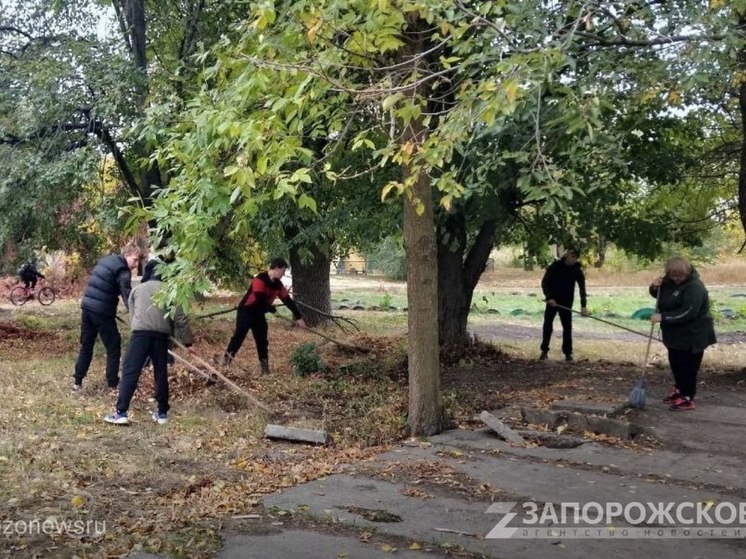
[738,14,746,239]
[400,20,442,437]
[403,164,442,436]
[288,244,332,328]
[594,237,607,268]
[438,243,471,348]
[438,217,497,351]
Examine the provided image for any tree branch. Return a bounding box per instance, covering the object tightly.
[576,31,726,48]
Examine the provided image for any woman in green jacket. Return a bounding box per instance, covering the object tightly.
[649,256,717,411]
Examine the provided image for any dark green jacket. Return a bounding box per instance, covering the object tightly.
[649,268,716,353]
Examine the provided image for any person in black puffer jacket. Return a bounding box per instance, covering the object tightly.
[73,243,141,390]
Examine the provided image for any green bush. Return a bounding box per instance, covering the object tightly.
[16,315,45,330]
[290,342,324,377]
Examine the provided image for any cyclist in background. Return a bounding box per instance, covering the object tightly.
[18,260,45,291]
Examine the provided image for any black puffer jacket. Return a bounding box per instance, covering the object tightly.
[81,255,133,316]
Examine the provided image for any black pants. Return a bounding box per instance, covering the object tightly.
[540,304,573,356]
[21,274,37,289]
[668,348,704,399]
[74,309,121,387]
[117,332,169,415]
[225,307,269,361]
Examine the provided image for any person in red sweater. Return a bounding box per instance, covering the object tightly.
[223,258,306,374]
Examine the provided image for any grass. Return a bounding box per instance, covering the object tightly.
[327,263,746,334]
[0,265,745,557]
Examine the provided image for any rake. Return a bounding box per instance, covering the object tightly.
[553,303,658,341]
[273,311,371,353]
[169,337,274,415]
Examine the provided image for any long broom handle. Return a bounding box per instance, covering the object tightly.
[169,337,274,415]
[552,303,658,341]
[641,284,662,375]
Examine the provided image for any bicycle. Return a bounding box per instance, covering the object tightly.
[9,281,56,306]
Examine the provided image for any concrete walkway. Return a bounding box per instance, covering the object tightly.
[134,382,746,558]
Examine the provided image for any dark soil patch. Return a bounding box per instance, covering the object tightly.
[0,320,42,339]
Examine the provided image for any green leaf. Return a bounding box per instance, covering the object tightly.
[298,193,318,213]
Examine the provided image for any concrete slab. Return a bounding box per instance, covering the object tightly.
[480,410,526,445]
[551,400,627,417]
[261,470,746,559]
[428,429,746,492]
[522,408,644,439]
[264,424,330,445]
[213,383,746,559]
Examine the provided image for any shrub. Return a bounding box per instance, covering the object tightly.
[290,342,324,377]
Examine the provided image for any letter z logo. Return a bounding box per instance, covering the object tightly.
[485,502,519,539]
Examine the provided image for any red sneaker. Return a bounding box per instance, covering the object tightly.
[662,387,681,403]
[670,398,695,411]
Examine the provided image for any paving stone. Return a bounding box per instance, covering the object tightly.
[551,400,628,417]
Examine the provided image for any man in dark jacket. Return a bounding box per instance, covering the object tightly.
[540,249,589,362]
[73,243,141,390]
[224,257,306,375]
[650,256,716,411]
[18,260,45,290]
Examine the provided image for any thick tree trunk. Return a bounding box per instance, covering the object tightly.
[403,164,442,436]
[126,0,148,84]
[438,243,471,348]
[288,244,332,328]
[438,218,497,350]
[400,21,442,436]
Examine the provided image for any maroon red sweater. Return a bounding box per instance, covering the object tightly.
[239,271,302,319]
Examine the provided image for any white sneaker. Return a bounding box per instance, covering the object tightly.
[152,411,168,425]
[104,412,130,425]
[72,382,82,392]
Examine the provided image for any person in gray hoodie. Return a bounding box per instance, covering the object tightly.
[104,271,191,426]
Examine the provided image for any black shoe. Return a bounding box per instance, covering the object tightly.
[565,354,573,362]
[539,351,548,361]
[260,359,270,375]
[205,375,218,387]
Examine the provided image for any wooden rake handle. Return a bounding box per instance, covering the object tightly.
[169,337,274,415]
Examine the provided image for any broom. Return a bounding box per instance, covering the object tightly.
[629,283,661,409]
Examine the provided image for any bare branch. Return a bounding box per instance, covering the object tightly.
[576,31,726,48]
